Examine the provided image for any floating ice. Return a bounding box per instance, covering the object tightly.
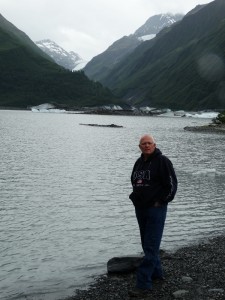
[185,112,219,119]
[31,103,66,113]
[192,168,217,177]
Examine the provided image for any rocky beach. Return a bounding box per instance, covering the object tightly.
[63,235,225,300]
[62,120,225,300]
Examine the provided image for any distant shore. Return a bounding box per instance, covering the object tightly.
[184,123,225,134]
[65,235,225,300]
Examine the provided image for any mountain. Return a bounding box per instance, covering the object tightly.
[134,13,183,38]
[36,39,87,71]
[94,0,225,110]
[0,14,118,109]
[83,14,183,82]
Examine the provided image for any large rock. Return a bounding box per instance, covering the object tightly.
[107,255,143,274]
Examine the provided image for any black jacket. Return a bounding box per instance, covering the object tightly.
[129,148,177,208]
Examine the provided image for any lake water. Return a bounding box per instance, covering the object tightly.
[1,110,225,300]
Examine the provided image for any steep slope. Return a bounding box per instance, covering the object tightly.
[0,14,53,61]
[0,14,118,109]
[36,39,87,70]
[83,14,183,82]
[101,0,225,110]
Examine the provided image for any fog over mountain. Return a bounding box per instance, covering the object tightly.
[1,0,225,111]
[83,13,184,82]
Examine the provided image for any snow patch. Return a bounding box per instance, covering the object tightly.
[138,34,156,41]
[31,103,66,113]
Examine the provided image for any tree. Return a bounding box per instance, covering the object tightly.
[213,111,225,124]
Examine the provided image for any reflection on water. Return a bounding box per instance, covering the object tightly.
[0,110,225,300]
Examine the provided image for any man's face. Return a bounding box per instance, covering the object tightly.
[139,135,156,156]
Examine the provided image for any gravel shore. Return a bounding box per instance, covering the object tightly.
[64,235,225,300]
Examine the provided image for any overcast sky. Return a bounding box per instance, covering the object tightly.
[1,0,213,61]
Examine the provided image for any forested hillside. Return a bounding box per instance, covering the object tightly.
[0,14,118,109]
[92,0,225,110]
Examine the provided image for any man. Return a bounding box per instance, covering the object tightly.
[128,134,177,297]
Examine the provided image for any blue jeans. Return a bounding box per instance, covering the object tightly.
[135,205,167,289]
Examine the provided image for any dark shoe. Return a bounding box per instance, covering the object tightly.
[152,276,165,281]
[128,287,152,297]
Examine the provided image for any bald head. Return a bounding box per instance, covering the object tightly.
[139,134,155,145]
[139,134,156,158]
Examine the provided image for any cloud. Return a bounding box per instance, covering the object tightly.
[0,0,213,61]
[58,27,100,59]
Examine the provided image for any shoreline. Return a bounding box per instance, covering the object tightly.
[64,235,225,300]
[184,123,225,134]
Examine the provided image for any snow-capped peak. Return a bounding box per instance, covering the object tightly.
[36,39,87,70]
[134,13,183,42]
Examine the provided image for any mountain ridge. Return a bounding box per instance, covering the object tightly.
[83,13,183,82]
[0,14,118,109]
[36,39,87,71]
[91,0,225,110]
[1,1,225,111]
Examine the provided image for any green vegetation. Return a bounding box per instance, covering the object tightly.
[91,0,225,110]
[2,0,225,111]
[215,111,225,123]
[0,14,119,109]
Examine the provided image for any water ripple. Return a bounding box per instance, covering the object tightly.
[0,111,225,300]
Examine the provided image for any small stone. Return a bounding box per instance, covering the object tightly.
[173,289,189,298]
[208,288,224,293]
[181,276,193,283]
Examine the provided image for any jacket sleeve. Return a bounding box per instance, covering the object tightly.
[130,159,139,184]
[160,156,178,203]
